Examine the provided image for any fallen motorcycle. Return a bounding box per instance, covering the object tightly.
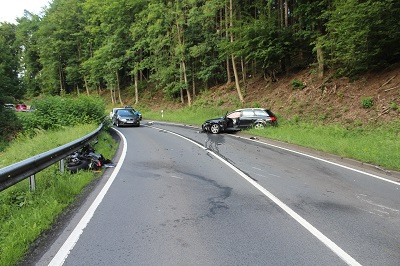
[65,141,109,173]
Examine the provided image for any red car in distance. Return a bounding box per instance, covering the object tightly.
[15,104,27,111]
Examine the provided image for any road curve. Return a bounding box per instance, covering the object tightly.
[36,121,400,266]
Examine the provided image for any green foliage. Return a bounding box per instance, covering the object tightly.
[0,108,22,151]
[361,97,374,109]
[18,95,106,136]
[1,0,399,104]
[321,0,400,75]
[389,102,398,111]
[290,79,305,90]
[0,23,23,100]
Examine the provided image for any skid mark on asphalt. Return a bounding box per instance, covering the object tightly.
[356,194,399,217]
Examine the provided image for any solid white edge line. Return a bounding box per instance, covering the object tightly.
[242,136,399,186]
[48,128,127,266]
[149,125,362,266]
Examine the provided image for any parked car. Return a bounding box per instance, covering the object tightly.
[15,104,27,111]
[202,108,277,134]
[110,106,142,120]
[112,109,140,127]
[4,104,15,110]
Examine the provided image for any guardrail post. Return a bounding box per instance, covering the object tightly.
[60,159,65,173]
[29,175,36,191]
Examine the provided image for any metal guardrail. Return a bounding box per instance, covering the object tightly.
[0,124,103,192]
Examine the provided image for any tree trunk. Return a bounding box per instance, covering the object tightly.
[110,86,115,104]
[59,65,64,95]
[134,70,139,104]
[176,17,191,106]
[84,76,90,95]
[241,57,246,85]
[285,0,289,28]
[116,71,124,105]
[192,61,196,97]
[230,0,244,103]
[182,60,191,106]
[225,5,231,84]
[316,40,324,79]
[180,63,184,104]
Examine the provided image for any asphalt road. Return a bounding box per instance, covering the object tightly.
[36,121,400,266]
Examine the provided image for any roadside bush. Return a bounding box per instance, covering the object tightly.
[0,107,22,151]
[290,79,305,90]
[361,97,373,109]
[20,95,106,135]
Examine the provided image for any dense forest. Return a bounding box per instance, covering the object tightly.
[1,0,399,126]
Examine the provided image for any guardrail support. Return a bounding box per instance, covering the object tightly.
[60,159,65,173]
[29,175,36,191]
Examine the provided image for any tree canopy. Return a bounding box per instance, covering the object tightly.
[0,0,399,104]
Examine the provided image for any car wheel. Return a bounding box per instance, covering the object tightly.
[253,122,265,129]
[116,120,120,127]
[210,124,221,134]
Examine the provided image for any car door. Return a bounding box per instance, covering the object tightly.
[226,111,241,128]
[238,109,255,128]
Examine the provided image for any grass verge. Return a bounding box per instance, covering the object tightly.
[0,125,117,266]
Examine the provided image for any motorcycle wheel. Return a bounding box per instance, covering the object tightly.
[67,159,90,173]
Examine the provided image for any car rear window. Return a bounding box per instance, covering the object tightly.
[254,109,269,116]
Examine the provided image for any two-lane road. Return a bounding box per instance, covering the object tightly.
[36,121,400,266]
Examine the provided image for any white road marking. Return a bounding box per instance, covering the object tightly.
[149,125,362,266]
[248,167,280,178]
[48,129,127,266]
[356,194,399,216]
[243,136,400,186]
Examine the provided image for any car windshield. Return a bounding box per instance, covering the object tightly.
[227,111,240,118]
[118,110,134,116]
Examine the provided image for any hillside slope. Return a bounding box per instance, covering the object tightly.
[138,65,400,126]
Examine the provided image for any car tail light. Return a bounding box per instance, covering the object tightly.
[270,116,276,121]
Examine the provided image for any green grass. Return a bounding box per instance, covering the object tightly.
[143,107,400,171]
[0,124,98,168]
[144,106,227,125]
[247,122,400,171]
[0,126,117,266]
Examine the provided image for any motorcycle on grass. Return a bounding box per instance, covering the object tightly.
[65,141,110,173]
